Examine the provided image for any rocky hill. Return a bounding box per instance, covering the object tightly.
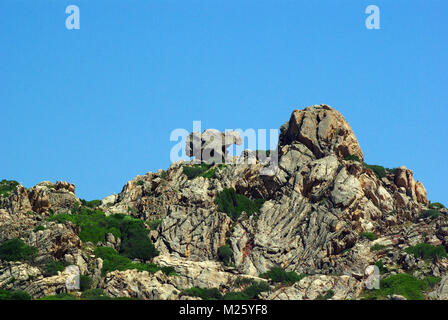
[1,104,447,300]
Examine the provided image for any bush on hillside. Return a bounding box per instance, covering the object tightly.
[0,238,37,261]
[217,245,233,265]
[44,260,69,276]
[419,209,442,220]
[405,243,447,261]
[359,232,378,241]
[93,246,166,276]
[49,209,159,260]
[363,163,387,179]
[0,289,31,300]
[0,180,19,197]
[215,188,265,220]
[260,267,305,285]
[183,287,222,300]
[362,274,440,300]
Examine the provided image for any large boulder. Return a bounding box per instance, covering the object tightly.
[279,105,364,162]
[186,129,242,163]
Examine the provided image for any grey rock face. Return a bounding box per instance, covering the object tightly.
[186,129,242,163]
[0,104,438,300]
[265,275,363,300]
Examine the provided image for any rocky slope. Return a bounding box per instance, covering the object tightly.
[1,104,447,300]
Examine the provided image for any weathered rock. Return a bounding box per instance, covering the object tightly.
[0,262,42,290]
[394,167,428,205]
[435,275,448,300]
[101,270,180,300]
[155,206,232,261]
[265,275,363,300]
[186,129,243,163]
[279,105,364,162]
[0,104,437,300]
[27,181,79,214]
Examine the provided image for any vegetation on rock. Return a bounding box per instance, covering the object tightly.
[93,246,173,276]
[0,179,19,197]
[359,232,378,241]
[50,208,159,260]
[217,245,233,265]
[362,274,440,300]
[260,267,305,285]
[0,238,37,261]
[405,243,448,261]
[215,188,265,220]
[0,289,31,300]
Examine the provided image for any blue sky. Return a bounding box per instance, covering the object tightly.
[1,0,447,204]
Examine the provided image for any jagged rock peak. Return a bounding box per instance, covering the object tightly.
[279,104,364,162]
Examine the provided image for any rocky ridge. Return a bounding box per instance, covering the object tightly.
[0,104,446,300]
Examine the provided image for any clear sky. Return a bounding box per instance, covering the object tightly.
[1,0,447,204]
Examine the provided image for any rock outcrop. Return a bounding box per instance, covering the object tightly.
[0,104,442,300]
[186,129,242,163]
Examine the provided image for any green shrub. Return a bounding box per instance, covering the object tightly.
[405,243,448,261]
[315,290,335,300]
[80,199,102,208]
[363,274,435,300]
[148,219,163,230]
[222,292,249,300]
[160,266,177,276]
[359,232,378,241]
[344,155,360,162]
[183,287,222,300]
[429,202,445,209]
[0,180,19,197]
[44,260,69,276]
[423,276,441,289]
[93,246,164,276]
[39,293,77,300]
[183,163,213,180]
[183,162,227,180]
[80,275,92,291]
[81,288,111,300]
[375,259,388,274]
[215,188,265,220]
[49,210,159,260]
[363,163,387,179]
[217,245,233,265]
[419,209,442,220]
[242,281,270,299]
[49,209,116,244]
[260,267,305,285]
[370,244,386,252]
[33,225,46,232]
[0,289,31,300]
[0,238,37,261]
[118,215,159,260]
[71,201,80,214]
[234,277,256,287]
[135,180,144,186]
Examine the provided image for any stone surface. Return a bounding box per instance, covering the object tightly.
[0,104,439,300]
[186,129,243,163]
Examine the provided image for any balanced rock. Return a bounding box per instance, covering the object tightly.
[186,129,242,163]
